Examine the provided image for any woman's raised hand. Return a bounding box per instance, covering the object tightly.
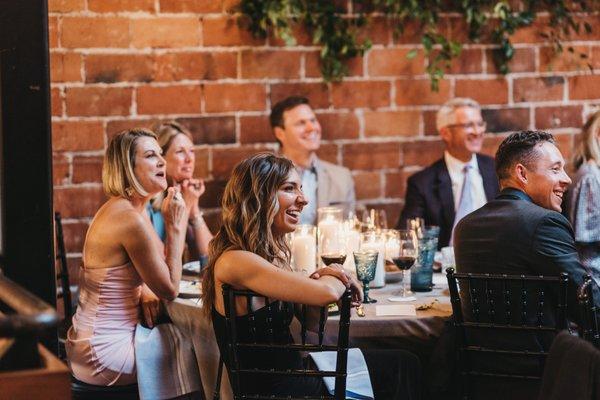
[180,178,205,217]
[161,186,187,231]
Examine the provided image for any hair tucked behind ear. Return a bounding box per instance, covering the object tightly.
[201,153,294,317]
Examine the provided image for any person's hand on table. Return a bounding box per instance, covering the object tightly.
[140,285,161,328]
[310,264,363,307]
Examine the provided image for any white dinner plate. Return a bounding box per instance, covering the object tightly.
[178,280,201,298]
[183,261,201,275]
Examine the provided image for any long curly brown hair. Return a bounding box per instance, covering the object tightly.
[201,153,295,316]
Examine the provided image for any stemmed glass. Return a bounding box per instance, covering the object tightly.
[354,250,379,304]
[389,230,418,299]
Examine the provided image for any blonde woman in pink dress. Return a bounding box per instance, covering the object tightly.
[66,128,188,386]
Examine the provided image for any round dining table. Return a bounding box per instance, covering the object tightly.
[165,272,452,400]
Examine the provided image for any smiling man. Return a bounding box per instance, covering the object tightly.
[270,96,355,224]
[454,130,598,306]
[399,98,499,248]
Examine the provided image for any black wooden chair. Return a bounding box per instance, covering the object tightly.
[217,285,352,400]
[55,211,77,360]
[577,274,600,348]
[446,268,569,400]
[71,376,139,400]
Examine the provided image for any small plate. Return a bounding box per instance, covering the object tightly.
[385,271,403,283]
[179,280,201,298]
[183,261,201,275]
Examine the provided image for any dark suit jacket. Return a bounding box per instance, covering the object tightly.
[398,153,499,248]
[452,188,600,383]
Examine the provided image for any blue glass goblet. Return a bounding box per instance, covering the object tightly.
[354,250,379,304]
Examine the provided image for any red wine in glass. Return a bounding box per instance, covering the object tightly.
[392,256,416,271]
[321,254,347,266]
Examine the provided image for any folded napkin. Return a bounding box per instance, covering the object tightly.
[376,304,416,316]
[309,348,374,400]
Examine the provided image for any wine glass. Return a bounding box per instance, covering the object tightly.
[372,209,388,230]
[353,250,379,303]
[320,235,347,266]
[390,230,418,299]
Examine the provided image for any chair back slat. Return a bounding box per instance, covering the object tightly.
[578,274,600,347]
[446,268,570,399]
[54,212,73,321]
[219,284,352,400]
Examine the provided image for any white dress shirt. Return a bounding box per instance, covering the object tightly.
[444,151,487,212]
[299,161,318,225]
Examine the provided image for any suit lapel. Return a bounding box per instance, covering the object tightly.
[477,154,498,201]
[435,160,455,228]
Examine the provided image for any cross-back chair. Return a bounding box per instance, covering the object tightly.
[446,268,569,399]
[217,285,352,400]
[577,273,600,348]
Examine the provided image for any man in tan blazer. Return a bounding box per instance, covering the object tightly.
[270,96,355,224]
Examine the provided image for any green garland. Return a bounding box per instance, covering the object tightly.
[239,0,596,90]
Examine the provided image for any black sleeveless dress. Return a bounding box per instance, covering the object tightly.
[212,302,327,397]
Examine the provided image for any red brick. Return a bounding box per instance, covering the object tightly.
[72,155,103,184]
[85,54,154,83]
[62,17,130,48]
[363,111,420,137]
[317,113,360,140]
[53,154,70,186]
[331,81,390,109]
[203,16,265,46]
[211,146,273,179]
[137,85,201,115]
[199,180,227,208]
[241,50,301,79]
[48,17,58,48]
[589,47,600,70]
[52,121,104,151]
[440,48,484,74]
[305,51,363,78]
[482,108,530,133]
[176,116,236,144]
[562,15,600,41]
[269,24,312,47]
[367,48,424,77]
[486,48,536,73]
[455,78,509,105]
[358,16,391,45]
[51,88,62,116]
[423,110,437,136]
[270,83,330,110]
[160,0,222,13]
[481,135,506,158]
[535,106,583,130]
[155,52,237,81]
[106,119,159,138]
[240,116,273,144]
[402,140,445,167]
[193,149,210,179]
[569,75,600,100]
[51,52,82,83]
[204,83,266,112]
[66,87,132,116]
[316,144,339,164]
[384,170,407,198]
[396,79,450,106]
[511,16,548,44]
[131,18,201,48]
[540,46,591,72]
[342,142,400,170]
[393,20,423,45]
[554,133,574,161]
[62,222,89,254]
[353,172,381,200]
[513,77,564,103]
[48,0,85,12]
[89,0,155,12]
[54,186,106,218]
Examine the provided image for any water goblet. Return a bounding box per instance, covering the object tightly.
[354,250,379,304]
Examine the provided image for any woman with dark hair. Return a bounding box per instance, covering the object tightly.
[66,129,188,386]
[567,111,600,286]
[202,153,422,399]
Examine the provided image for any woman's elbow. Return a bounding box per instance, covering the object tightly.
[153,284,178,301]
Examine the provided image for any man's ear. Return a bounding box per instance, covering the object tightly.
[515,163,528,185]
[439,126,451,143]
[273,126,286,144]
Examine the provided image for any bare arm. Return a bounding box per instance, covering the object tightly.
[182,179,213,255]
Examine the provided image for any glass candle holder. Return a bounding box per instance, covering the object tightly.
[291,225,317,275]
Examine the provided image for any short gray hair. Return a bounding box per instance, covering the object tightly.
[436,98,481,131]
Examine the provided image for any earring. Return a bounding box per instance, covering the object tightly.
[125,187,134,197]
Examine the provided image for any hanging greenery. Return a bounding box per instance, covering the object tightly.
[238,0,596,90]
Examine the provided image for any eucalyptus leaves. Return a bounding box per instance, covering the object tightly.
[239,0,596,90]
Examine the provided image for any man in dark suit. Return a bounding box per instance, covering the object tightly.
[399,98,499,248]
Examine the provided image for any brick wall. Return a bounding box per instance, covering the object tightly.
[49,0,600,274]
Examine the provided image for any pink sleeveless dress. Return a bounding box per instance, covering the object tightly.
[66,263,142,386]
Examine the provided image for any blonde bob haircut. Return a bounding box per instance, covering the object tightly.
[574,110,600,169]
[154,121,193,154]
[102,128,157,199]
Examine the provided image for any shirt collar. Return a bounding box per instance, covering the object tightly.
[444,151,478,174]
